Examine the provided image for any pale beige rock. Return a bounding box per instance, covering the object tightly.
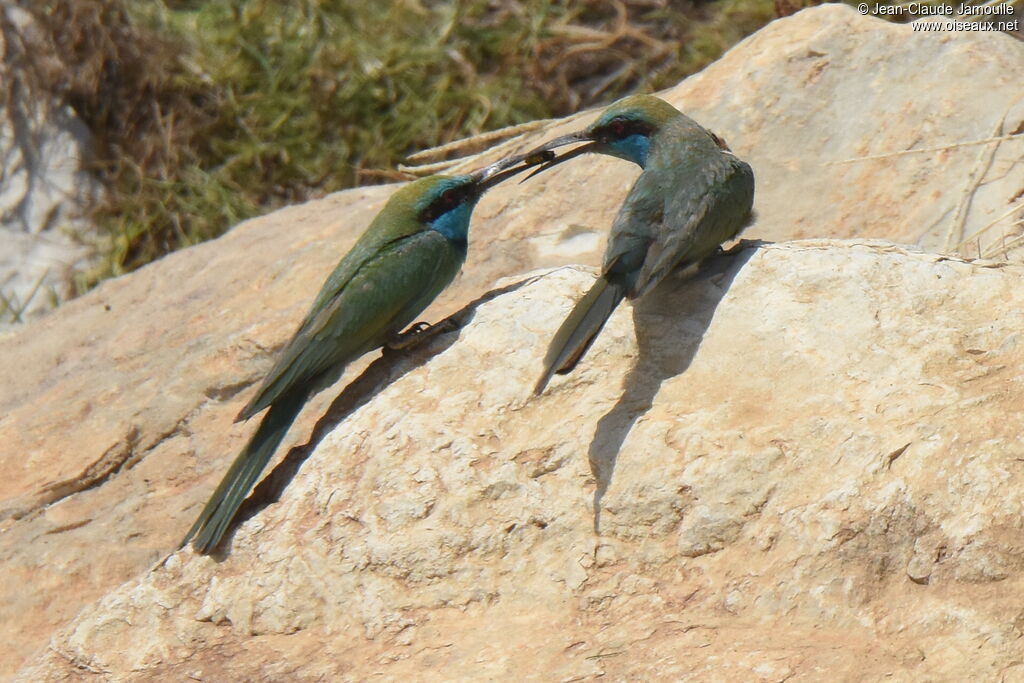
[17,240,1024,681]
[3,4,1024,678]
[0,4,100,326]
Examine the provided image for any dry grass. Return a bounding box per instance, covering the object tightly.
[21,0,780,291]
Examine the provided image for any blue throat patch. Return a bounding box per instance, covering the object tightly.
[609,134,650,168]
[429,200,474,247]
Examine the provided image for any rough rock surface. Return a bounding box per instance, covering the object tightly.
[18,240,1024,681]
[0,5,99,326]
[3,5,1024,679]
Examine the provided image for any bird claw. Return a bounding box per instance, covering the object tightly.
[384,318,459,352]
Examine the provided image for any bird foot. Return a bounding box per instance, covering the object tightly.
[384,318,460,352]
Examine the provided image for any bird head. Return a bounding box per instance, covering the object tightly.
[521,95,682,178]
[401,150,553,243]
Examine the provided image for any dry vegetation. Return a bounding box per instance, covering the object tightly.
[25,0,1013,293]
[18,0,777,289]
[32,0,1015,294]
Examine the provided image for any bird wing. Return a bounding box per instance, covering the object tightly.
[599,162,681,295]
[237,229,463,420]
[629,158,739,299]
[600,168,663,280]
[305,199,428,320]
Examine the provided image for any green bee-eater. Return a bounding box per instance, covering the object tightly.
[526,95,755,393]
[182,154,546,554]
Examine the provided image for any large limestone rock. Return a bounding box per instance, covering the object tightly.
[2,4,1024,678]
[0,5,99,327]
[17,240,1024,680]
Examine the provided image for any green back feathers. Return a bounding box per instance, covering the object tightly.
[308,175,467,317]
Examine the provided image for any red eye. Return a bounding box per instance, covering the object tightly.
[443,189,459,206]
[611,119,626,135]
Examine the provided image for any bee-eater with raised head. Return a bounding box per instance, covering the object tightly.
[182,153,547,554]
[526,94,755,394]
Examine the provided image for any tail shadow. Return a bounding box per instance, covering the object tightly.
[588,241,761,532]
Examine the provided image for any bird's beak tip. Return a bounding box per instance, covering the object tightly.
[526,131,590,155]
[517,136,600,184]
[474,149,557,190]
[472,128,593,189]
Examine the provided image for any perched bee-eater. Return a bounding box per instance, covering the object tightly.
[526,95,755,393]
[182,153,547,554]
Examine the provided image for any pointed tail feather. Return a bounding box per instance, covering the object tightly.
[534,276,625,394]
[181,390,307,554]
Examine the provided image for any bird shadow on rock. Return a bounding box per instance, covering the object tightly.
[214,275,542,557]
[588,241,762,533]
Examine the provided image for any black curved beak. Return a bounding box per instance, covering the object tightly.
[517,131,603,183]
[471,148,556,192]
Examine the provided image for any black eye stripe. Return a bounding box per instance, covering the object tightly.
[599,115,657,142]
[422,184,470,221]
[598,116,641,140]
